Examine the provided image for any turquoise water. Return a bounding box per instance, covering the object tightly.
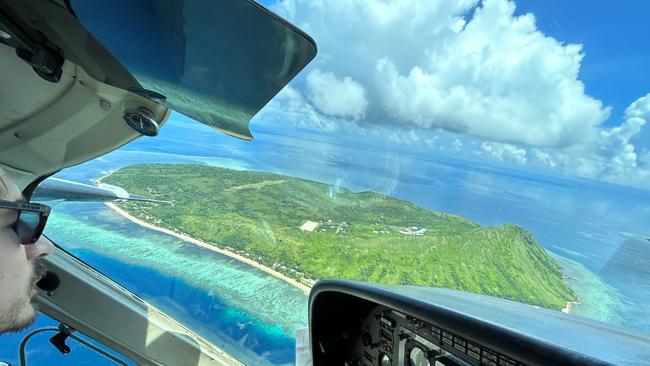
[552,254,625,325]
[46,202,308,365]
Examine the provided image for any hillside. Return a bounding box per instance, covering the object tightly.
[103,163,577,310]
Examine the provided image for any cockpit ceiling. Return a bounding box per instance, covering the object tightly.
[0,42,75,130]
[0,42,169,189]
[0,0,316,188]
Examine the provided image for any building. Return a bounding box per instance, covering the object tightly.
[299,220,320,232]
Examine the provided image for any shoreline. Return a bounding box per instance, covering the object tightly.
[562,301,580,314]
[551,252,623,323]
[94,169,117,183]
[105,202,312,295]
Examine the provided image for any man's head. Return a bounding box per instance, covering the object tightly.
[0,169,54,333]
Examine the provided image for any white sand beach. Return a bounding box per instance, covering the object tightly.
[105,202,312,295]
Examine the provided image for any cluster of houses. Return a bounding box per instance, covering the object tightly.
[398,227,428,236]
[135,211,162,225]
[371,226,427,236]
[270,262,317,285]
[299,219,349,235]
[299,218,427,237]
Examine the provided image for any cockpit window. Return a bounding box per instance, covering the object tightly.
[30,1,650,365]
[68,0,316,139]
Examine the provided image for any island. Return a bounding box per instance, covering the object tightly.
[101,163,577,311]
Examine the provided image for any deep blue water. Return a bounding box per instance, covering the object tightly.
[2,114,649,365]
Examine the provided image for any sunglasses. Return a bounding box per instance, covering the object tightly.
[0,200,51,244]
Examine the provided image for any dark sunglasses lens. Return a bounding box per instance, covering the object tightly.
[14,211,41,244]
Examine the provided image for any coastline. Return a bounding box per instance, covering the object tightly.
[94,169,119,185]
[551,252,624,324]
[562,301,579,314]
[105,202,312,295]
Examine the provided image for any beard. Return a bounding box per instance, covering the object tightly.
[0,261,47,333]
[0,297,37,333]
[31,261,47,294]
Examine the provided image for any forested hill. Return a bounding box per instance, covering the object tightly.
[103,163,577,310]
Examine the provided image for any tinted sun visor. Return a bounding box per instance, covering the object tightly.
[70,0,317,140]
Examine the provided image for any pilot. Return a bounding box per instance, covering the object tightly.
[0,169,54,333]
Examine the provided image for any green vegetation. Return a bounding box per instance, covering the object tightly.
[103,163,577,310]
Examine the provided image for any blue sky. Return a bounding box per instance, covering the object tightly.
[255,0,650,190]
[513,0,650,126]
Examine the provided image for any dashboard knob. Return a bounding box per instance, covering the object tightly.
[379,353,392,366]
[409,347,430,366]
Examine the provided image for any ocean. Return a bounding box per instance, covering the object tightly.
[1,115,649,365]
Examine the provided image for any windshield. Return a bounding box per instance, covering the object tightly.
[68,0,316,140]
[30,0,650,365]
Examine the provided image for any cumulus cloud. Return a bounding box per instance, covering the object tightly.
[264,0,650,189]
[626,94,650,119]
[452,139,463,152]
[594,93,649,183]
[273,0,610,148]
[386,129,439,147]
[531,149,557,169]
[305,69,368,120]
[469,93,650,187]
[478,141,528,164]
[256,85,339,131]
[641,150,650,165]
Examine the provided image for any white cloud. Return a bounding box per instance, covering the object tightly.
[274,0,610,148]
[265,0,650,189]
[305,69,368,120]
[531,149,557,168]
[474,93,650,187]
[625,94,650,119]
[640,149,650,165]
[255,85,339,131]
[452,138,463,152]
[585,94,649,178]
[478,141,527,164]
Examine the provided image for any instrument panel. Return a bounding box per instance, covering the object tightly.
[350,306,520,366]
[308,280,650,366]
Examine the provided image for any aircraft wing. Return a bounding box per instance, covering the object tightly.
[33,177,168,204]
